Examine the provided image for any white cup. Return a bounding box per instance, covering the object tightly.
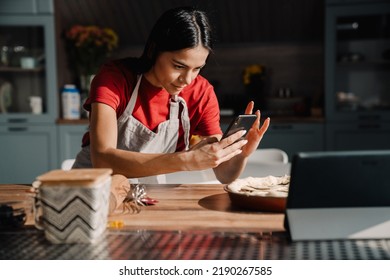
[20,56,36,69]
[29,96,42,114]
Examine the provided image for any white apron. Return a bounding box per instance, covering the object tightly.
[73,75,190,183]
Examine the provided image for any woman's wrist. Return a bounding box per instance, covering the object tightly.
[173,150,194,171]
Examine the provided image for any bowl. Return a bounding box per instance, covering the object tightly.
[224,185,287,213]
[224,175,289,213]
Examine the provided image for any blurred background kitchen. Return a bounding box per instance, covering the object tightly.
[0,0,389,183]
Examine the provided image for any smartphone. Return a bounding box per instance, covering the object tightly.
[222,114,257,139]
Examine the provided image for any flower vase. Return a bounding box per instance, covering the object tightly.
[79,74,94,118]
[79,74,94,95]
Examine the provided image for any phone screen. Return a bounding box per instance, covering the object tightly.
[222,114,257,139]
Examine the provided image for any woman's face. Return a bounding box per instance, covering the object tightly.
[146,45,209,95]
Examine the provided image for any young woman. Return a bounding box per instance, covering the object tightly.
[73,6,270,184]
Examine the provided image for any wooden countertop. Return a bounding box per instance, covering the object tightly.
[109,183,285,233]
[0,183,285,233]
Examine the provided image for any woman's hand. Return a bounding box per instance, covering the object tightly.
[211,101,270,184]
[186,101,269,171]
[186,130,248,170]
[240,101,270,157]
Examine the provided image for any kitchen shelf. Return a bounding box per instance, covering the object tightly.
[0,66,44,72]
[56,118,89,125]
[336,60,390,67]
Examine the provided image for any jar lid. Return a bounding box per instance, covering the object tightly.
[35,168,113,187]
[63,84,76,88]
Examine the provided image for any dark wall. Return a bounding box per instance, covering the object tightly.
[56,0,324,46]
[55,0,325,113]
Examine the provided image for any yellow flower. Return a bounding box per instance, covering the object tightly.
[243,64,264,85]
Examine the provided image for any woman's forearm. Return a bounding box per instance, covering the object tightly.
[91,148,191,179]
[213,153,248,184]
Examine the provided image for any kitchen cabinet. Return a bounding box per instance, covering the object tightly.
[0,0,53,14]
[0,0,58,183]
[221,120,325,160]
[326,122,390,151]
[0,124,57,183]
[325,0,390,150]
[259,123,325,160]
[57,124,88,166]
[0,8,57,123]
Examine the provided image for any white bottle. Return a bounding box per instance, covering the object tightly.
[62,84,80,119]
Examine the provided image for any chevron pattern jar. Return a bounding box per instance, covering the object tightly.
[34,169,112,244]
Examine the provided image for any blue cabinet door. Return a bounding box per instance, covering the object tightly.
[57,124,88,167]
[259,123,325,159]
[0,12,57,123]
[0,124,57,183]
[326,122,390,151]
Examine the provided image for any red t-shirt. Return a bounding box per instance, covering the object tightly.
[81,59,222,151]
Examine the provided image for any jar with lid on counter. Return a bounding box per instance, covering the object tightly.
[61,84,80,119]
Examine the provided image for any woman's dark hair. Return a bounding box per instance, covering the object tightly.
[137,6,213,73]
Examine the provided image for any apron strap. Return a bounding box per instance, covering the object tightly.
[120,75,142,119]
[171,95,190,150]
